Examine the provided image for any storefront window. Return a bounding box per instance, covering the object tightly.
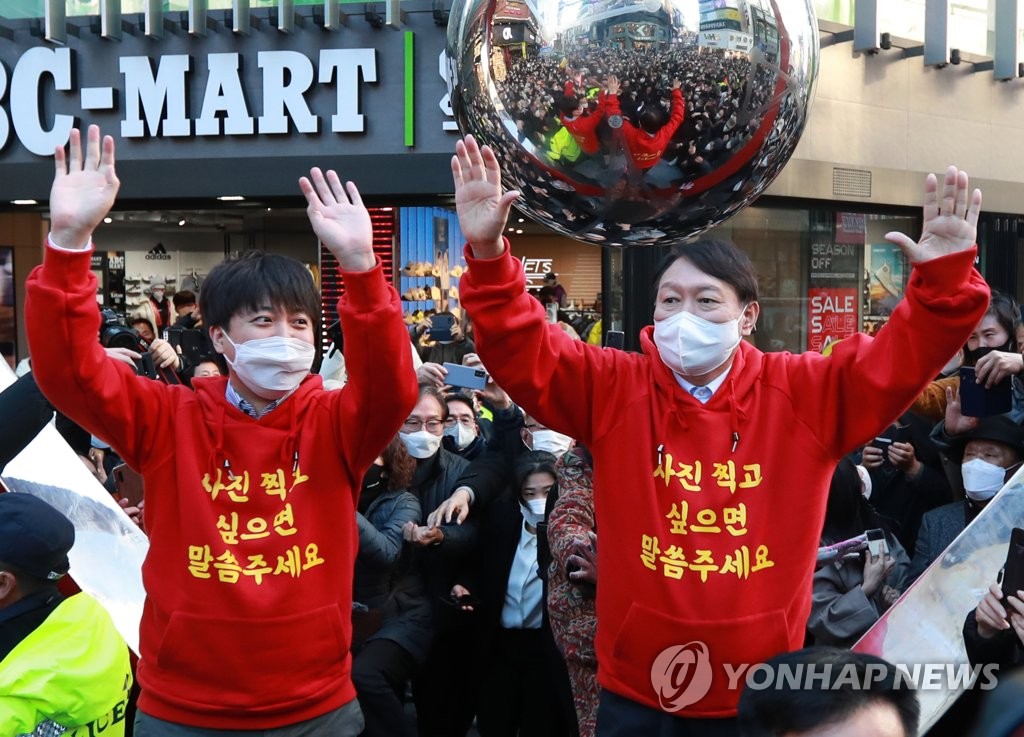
[703,204,916,354]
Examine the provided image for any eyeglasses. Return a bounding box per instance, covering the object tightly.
[444,417,476,428]
[403,417,443,432]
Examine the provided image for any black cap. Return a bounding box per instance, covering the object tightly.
[951,416,1024,459]
[0,493,75,581]
[543,272,557,281]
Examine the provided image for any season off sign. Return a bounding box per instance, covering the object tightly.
[807,287,858,354]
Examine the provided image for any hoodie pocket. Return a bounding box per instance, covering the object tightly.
[154,604,347,711]
[609,601,792,714]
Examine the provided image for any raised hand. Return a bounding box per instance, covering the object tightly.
[50,125,120,250]
[886,166,981,264]
[451,135,520,259]
[299,168,374,272]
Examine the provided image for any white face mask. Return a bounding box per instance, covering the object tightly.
[653,310,742,377]
[444,422,477,451]
[961,458,1008,501]
[521,497,547,527]
[223,334,315,400]
[400,430,443,459]
[528,429,573,458]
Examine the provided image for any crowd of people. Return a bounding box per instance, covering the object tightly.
[457,38,803,245]
[3,122,1024,737]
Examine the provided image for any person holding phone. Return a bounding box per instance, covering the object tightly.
[417,311,477,368]
[808,458,910,648]
[910,291,1024,425]
[451,134,988,733]
[860,413,953,557]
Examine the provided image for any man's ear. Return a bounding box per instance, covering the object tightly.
[741,301,760,336]
[209,325,228,356]
[0,571,17,602]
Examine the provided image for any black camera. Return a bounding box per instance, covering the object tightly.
[98,308,179,384]
[99,308,147,352]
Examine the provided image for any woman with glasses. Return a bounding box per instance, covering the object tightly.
[398,385,481,737]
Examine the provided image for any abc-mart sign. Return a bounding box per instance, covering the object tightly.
[0,11,457,177]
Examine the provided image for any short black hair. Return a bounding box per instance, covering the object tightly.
[654,239,759,305]
[131,318,155,335]
[737,647,919,737]
[639,108,663,134]
[513,450,558,498]
[172,290,197,309]
[195,353,228,376]
[200,251,321,332]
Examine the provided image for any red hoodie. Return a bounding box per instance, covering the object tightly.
[25,245,418,729]
[606,88,684,170]
[560,89,607,156]
[459,240,987,717]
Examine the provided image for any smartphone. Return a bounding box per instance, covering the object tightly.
[112,463,145,506]
[441,592,480,608]
[428,313,455,342]
[865,528,888,557]
[443,362,488,390]
[872,437,894,467]
[1001,528,1024,605]
[959,366,1013,417]
[605,330,625,350]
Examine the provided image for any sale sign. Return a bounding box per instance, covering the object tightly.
[807,287,858,354]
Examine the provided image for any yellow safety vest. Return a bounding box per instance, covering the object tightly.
[0,593,133,737]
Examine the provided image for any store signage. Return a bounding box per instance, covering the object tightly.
[0,14,462,199]
[807,287,857,354]
[0,45,415,156]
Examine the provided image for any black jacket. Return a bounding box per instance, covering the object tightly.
[0,372,53,469]
[409,449,477,632]
[354,487,433,664]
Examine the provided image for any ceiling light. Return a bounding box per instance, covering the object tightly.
[103,217,112,224]
[518,218,525,223]
[178,219,186,226]
[11,199,37,205]
[217,195,245,202]
[515,229,523,234]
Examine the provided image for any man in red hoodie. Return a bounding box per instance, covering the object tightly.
[604,75,685,171]
[25,126,419,735]
[449,134,988,736]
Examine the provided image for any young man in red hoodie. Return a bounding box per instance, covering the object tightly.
[448,134,988,735]
[24,126,419,735]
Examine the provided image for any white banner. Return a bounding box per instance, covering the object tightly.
[0,362,148,655]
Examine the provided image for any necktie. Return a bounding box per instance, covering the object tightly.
[691,386,713,403]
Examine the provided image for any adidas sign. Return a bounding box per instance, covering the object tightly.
[145,243,172,261]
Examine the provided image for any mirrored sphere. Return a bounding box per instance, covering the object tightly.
[446,0,819,247]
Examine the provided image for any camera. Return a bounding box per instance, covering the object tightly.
[98,307,179,384]
[99,308,147,352]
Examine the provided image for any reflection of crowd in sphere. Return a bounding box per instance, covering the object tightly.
[452,28,810,245]
[498,45,777,183]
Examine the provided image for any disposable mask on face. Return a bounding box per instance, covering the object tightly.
[528,429,573,458]
[400,430,443,460]
[653,310,742,377]
[444,422,477,451]
[223,334,314,400]
[961,458,1008,501]
[521,497,547,526]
